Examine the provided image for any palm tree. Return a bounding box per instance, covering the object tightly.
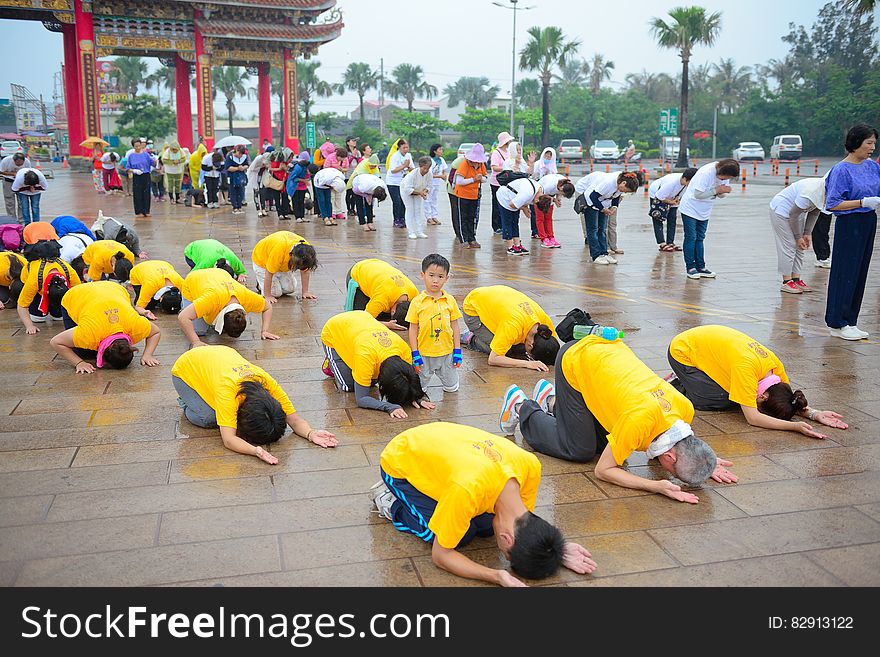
[650,6,723,167]
[212,66,250,134]
[336,62,380,121]
[112,56,148,97]
[625,70,676,103]
[758,58,796,89]
[552,58,590,89]
[588,54,615,95]
[514,78,541,109]
[297,60,334,127]
[443,76,500,109]
[844,0,875,13]
[386,64,438,113]
[711,58,752,113]
[518,26,581,146]
[145,65,175,105]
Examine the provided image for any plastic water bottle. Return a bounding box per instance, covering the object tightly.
[572,324,624,341]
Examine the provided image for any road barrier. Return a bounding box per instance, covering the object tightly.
[741,169,747,191]
[643,169,649,196]
[784,167,790,187]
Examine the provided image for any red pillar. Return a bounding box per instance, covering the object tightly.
[282,48,300,152]
[194,15,214,150]
[73,0,101,143]
[175,55,193,151]
[257,63,272,148]
[62,24,84,158]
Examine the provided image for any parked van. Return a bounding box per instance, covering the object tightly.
[770,135,803,160]
[660,136,689,163]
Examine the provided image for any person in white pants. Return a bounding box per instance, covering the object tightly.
[425,144,448,225]
[769,176,826,295]
[401,157,432,239]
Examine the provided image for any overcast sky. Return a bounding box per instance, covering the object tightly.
[0,0,875,119]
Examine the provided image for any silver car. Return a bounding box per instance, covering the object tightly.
[589,139,620,162]
[731,141,765,161]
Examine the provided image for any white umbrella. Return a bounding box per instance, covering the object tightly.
[213,135,252,149]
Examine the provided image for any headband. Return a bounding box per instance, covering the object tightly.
[646,420,694,459]
[153,285,173,301]
[96,332,132,368]
[757,374,781,397]
[213,303,245,334]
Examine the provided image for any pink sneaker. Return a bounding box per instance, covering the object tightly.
[540,238,554,248]
[793,279,811,292]
[550,238,562,248]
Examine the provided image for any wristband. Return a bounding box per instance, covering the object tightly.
[808,409,818,421]
[452,348,462,365]
[411,350,424,368]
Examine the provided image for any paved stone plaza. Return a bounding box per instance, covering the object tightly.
[1,167,878,587]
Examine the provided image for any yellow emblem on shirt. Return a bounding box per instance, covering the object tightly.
[104,308,120,324]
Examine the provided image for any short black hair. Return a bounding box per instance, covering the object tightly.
[758,382,808,421]
[429,143,442,157]
[23,171,39,187]
[46,277,69,315]
[112,254,132,282]
[222,308,248,338]
[716,159,740,177]
[236,379,287,445]
[373,187,387,202]
[215,258,236,278]
[159,287,182,313]
[392,300,410,328]
[559,181,576,198]
[682,167,698,181]
[102,338,135,369]
[530,324,559,367]
[508,512,565,580]
[12,153,24,161]
[421,253,449,274]
[845,124,878,153]
[291,243,318,272]
[69,255,87,280]
[377,355,425,407]
[307,163,320,175]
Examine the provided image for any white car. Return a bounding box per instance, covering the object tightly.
[589,139,620,162]
[457,142,476,158]
[732,141,765,161]
[770,134,803,160]
[0,141,23,158]
[557,139,583,163]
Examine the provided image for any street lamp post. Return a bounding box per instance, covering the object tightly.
[493,0,535,136]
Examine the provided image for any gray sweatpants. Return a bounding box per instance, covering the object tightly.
[463,312,494,354]
[606,215,618,251]
[2,179,19,220]
[667,348,733,411]
[419,354,459,397]
[770,208,819,277]
[519,341,609,463]
[172,375,218,428]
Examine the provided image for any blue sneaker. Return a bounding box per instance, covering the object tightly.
[499,385,528,435]
[686,268,701,279]
[532,379,556,414]
[696,268,716,278]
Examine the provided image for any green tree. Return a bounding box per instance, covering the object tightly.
[454,108,509,143]
[212,66,250,135]
[518,26,581,146]
[552,58,590,89]
[297,60,334,127]
[336,62,380,121]
[650,6,723,167]
[311,111,338,136]
[585,53,614,147]
[624,70,677,104]
[514,78,541,109]
[112,56,148,97]
[386,64,438,113]
[444,76,501,109]
[385,109,450,153]
[116,95,175,142]
[350,119,384,150]
[145,65,175,105]
[711,58,753,113]
[843,0,875,13]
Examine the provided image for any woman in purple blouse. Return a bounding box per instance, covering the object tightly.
[824,124,880,341]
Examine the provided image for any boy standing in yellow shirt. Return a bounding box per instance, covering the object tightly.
[406,254,462,398]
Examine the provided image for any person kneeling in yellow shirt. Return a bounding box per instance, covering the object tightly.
[374,422,597,586]
[251,230,319,302]
[172,345,337,464]
[500,335,737,504]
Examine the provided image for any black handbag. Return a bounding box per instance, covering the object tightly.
[556,308,595,343]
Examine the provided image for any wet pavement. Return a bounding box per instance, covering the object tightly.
[1,167,878,587]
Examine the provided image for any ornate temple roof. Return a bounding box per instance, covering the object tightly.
[195,17,342,42]
[178,0,335,9]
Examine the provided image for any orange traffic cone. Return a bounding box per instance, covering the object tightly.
[62,156,69,168]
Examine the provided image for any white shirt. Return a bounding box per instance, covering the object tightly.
[649,173,686,201]
[770,178,817,217]
[385,151,413,185]
[430,157,448,183]
[0,155,31,180]
[201,152,221,178]
[538,174,566,197]
[679,162,725,221]
[496,178,539,211]
[313,167,345,189]
[353,173,387,198]
[578,172,620,209]
[100,153,117,170]
[11,168,48,194]
[574,172,602,195]
[533,159,557,179]
[58,232,94,263]
[401,168,431,196]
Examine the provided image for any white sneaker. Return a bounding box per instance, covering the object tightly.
[417,233,428,239]
[829,326,867,341]
[593,255,610,264]
[408,233,418,240]
[532,379,556,414]
[499,385,528,435]
[851,326,870,339]
[815,259,832,269]
[29,314,47,323]
[370,481,397,521]
[605,255,618,264]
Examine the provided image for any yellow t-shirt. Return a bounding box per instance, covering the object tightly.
[668,325,789,408]
[83,240,135,282]
[130,260,185,309]
[380,422,541,549]
[17,259,82,308]
[0,251,27,286]
[562,336,695,466]
[462,285,555,356]
[251,231,311,274]
[61,280,151,350]
[320,310,411,387]
[405,290,463,357]
[350,259,418,318]
[182,268,266,323]
[171,345,295,429]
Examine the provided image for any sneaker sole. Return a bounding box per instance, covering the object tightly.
[532,379,555,412]
[499,385,524,433]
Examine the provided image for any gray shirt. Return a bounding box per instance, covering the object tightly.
[0,156,31,181]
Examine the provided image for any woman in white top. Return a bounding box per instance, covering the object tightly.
[200,150,224,208]
[313,167,346,223]
[496,177,544,255]
[425,144,448,226]
[533,147,558,179]
[648,168,697,251]
[574,171,639,264]
[385,139,414,228]
[100,152,121,194]
[678,159,741,279]
[769,176,826,294]
[401,157,433,239]
[351,173,388,232]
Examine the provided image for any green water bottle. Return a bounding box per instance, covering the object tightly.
[573,324,624,341]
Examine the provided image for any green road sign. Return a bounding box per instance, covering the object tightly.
[305,122,316,149]
[659,107,679,136]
